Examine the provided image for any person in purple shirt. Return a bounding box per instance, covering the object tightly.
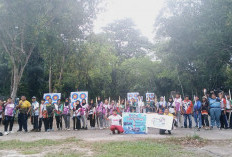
[96,99,107,129]
[4,97,15,135]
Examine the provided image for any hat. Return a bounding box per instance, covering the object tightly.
[32,96,36,99]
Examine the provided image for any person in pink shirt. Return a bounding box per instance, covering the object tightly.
[4,97,15,135]
[108,109,124,134]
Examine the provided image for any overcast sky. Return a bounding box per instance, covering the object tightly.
[93,0,164,41]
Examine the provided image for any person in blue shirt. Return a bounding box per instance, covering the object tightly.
[208,93,221,129]
[193,96,202,130]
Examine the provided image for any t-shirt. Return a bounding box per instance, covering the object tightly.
[19,100,31,114]
[32,101,39,116]
[5,103,15,117]
[182,100,193,114]
[174,98,182,112]
[226,100,231,110]
[108,114,122,126]
[220,98,226,110]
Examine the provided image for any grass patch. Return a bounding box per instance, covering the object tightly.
[93,140,195,157]
[45,151,84,157]
[0,137,80,155]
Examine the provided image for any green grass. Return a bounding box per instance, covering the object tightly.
[45,152,84,157]
[93,140,195,157]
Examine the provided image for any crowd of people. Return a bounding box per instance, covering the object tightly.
[0,90,232,136]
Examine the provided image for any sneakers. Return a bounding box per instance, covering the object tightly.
[67,128,70,131]
[168,131,171,134]
[10,131,14,133]
[4,132,9,135]
[17,130,22,132]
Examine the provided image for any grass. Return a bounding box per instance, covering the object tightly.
[0,137,209,157]
[93,140,195,157]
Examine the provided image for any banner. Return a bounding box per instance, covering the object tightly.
[127,92,139,103]
[70,91,88,107]
[43,93,61,105]
[146,93,155,101]
[122,113,147,134]
[146,114,173,130]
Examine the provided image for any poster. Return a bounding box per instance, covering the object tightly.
[146,114,173,130]
[127,92,140,103]
[122,113,147,134]
[43,93,61,105]
[70,91,88,107]
[146,93,155,101]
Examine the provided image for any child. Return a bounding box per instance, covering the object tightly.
[4,97,15,135]
[193,96,202,130]
[167,97,175,115]
[219,93,228,129]
[201,96,209,130]
[108,109,124,134]
[54,99,63,130]
[73,100,82,130]
[181,95,193,128]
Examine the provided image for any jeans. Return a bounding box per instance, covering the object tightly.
[89,114,95,127]
[81,115,87,128]
[39,118,43,130]
[63,114,70,129]
[48,117,53,130]
[202,114,209,127]
[18,113,28,131]
[43,118,48,131]
[33,115,39,130]
[73,116,81,130]
[176,111,183,127]
[4,116,14,132]
[184,114,192,128]
[55,116,62,129]
[210,108,221,128]
[194,112,202,128]
[220,111,228,128]
[99,114,104,128]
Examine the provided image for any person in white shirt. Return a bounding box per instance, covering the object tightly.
[31,96,39,132]
[107,109,124,134]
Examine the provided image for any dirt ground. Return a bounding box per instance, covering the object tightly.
[0,122,232,157]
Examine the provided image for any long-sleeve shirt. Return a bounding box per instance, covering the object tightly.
[194,100,202,112]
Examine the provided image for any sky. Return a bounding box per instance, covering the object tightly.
[93,0,165,42]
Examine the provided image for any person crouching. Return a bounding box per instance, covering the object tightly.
[107,109,124,134]
[159,109,174,135]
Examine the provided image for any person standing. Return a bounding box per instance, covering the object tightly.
[38,99,45,132]
[73,100,82,130]
[46,98,54,132]
[156,96,167,114]
[219,93,228,129]
[4,97,15,135]
[193,96,202,130]
[137,96,144,113]
[0,99,4,125]
[88,99,96,128]
[17,96,31,132]
[96,100,107,130]
[81,99,88,130]
[225,94,232,129]
[62,98,71,130]
[54,99,63,130]
[31,96,39,132]
[131,98,138,113]
[208,93,221,130]
[181,95,193,128]
[201,96,210,130]
[173,93,183,127]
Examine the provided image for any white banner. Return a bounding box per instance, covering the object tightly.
[146,114,173,130]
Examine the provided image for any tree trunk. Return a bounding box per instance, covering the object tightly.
[49,65,52,93]
[58,55,65,87]
[11,66,20,100]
